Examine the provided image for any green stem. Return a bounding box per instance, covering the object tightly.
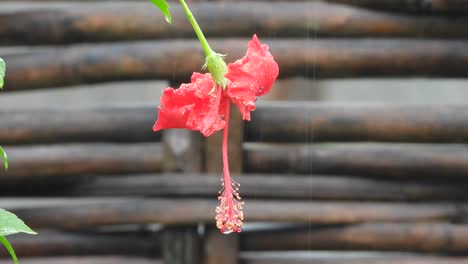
[0,236,18,264]
[179,0,213,57]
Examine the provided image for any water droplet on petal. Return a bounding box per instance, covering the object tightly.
[222,229,234,235]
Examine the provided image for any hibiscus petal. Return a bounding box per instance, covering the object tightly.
[153,105,192,131]
[225,35,279,120]
[153,73,227,136]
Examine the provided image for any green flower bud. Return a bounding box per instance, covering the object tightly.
[204,52,228,89]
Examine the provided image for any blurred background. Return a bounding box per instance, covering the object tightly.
[1,0,468,264]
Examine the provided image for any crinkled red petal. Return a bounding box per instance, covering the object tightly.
[225,35,279,120]
[153,72,227,136]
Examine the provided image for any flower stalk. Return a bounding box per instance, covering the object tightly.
[178,0,211,57]
[179,0,228,88]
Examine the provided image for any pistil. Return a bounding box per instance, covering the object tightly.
[215,99,244,234]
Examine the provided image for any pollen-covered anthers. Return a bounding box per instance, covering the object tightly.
[215,178,244,234]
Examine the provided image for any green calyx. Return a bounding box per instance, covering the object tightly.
[203,52,228,89]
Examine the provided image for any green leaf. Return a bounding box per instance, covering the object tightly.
[0,57,5,89]
[149,0,172,23]
[0,146,8,171]
[0,209,37,237]
[0,236,18,264]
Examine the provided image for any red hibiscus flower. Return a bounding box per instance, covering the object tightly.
[153,35,279,233]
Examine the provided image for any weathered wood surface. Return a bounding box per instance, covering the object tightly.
[204,228,239,264]
[14,174,466,202]
[20,257,161,264]
[2,230,158,257]
[162,226,201,264]
[162,130,203,173]
[160,90,204,264]
[4,39,468,91]
[203,103,242,263]
[0,106,159,145]
[205,104,243,175]
[6,142,468,180]
[243,255,468,264]
[0,198,461,229]
[329,0,468,14]
[242,222,468,253]
[8,226,468,258]
[2,143,163,177]
[1,2,468,45]
[16,255,468,264]
[3,103,468,145]
[0,0,464,15]
[244,143,468,179]
[247,103,468,143]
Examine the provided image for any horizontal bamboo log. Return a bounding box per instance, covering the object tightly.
[2,230,158,258]
[18,255,468,264]
[4,38,468,91]
[243,255,468,264]
[247,103,468,143]
[4,113,468,180]
[242,222,468,253]
[2,143,163,177]
[7,228,468,260]
[329,0,468,14]
[1,198,461,229]
[244,143,468,179]
[0,106,159,145]
[2,103,468,145]
[1,1,468,45]
[0,0,464,14]
[21,257,161,264]
[9,173,465,202]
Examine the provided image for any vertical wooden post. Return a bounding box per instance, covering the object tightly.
[203,104,243,264]
[161,81,204,264]
[161,81,204,173]
[162,226,202,264]
[204,105,243,174]
[204,227,240,264]
[162,129,203,173]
